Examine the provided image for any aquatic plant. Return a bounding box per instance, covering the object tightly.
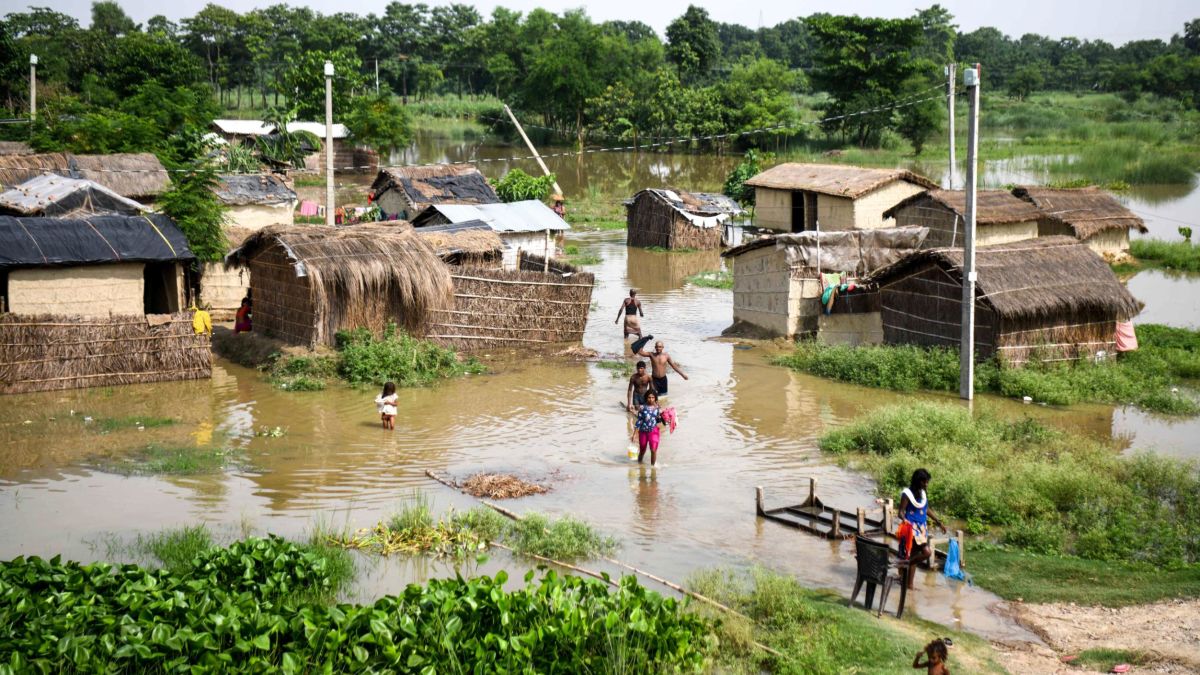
[685,270,733,289]
[1131,238,1200,272]
[94,444,240,476]
[505,512,617,560]
[137,524,214,573]
[92,416,177,433]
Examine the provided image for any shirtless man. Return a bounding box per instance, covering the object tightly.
[636,340,688,396]
[626,361,656,411]
[614,289,644,339]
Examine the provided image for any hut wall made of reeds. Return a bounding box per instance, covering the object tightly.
[427,256,594,351]
[0,313,211,395]
[877,265,1000,359]
[625,190,723,250]
[886,192,1040,248]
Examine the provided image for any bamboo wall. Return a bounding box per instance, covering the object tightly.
[879,266,998,359]
[994,319,1118,366]
[247,245,318,345]
[626,193,722,250]
[0,313,211,395]
[427,261,594,351]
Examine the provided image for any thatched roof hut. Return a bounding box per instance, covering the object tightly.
[884,189,1044,247]
[412,200,568,269]
[0,141,33,156]
[214,174,298,230]
[0,152,169,200]
[1012,186,1147,259]
[864,236,1141,365]
[371,164,499,221]
[0,175,147,217]
[413,220,503,266]
[624,188,741,250]
[225,225,453,346]
[744,163,936,232]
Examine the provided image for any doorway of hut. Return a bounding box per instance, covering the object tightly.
[143,262,182,314]
[791,192,819,232]
[0,271,7,313]
[791,191,804,232]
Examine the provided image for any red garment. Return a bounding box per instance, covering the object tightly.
[896,520,914,558]
[234,305,252,333]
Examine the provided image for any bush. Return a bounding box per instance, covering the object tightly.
[490,168,556,202]
[336,326,484,387]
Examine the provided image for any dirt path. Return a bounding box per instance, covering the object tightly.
[991,599,1200,673]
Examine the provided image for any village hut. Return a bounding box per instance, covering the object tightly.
[721,227,928,340]
[745,163,937,233]
[371,164,500,221]
[863,236,1141,365]
[225,225,454,347]
[1012,186,1147,259]
[214,174,298,229]
[0,152,169,202]
[883,189,1044,248]
[0,175,147,217]
[211,119,377,175]
[624,188,744,250]
[414,220,504,266]
[0,214,207,394]
[411,200,569,269]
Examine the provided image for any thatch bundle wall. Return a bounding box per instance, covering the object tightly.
[626,191,723,250]
[428,258,594,351]
[0,313,211,395]
[245,243,320,345]
[879,266,999,359]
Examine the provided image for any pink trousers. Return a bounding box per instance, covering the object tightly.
[638,427,660,451]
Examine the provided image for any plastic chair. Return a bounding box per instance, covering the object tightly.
[850,535,906,617]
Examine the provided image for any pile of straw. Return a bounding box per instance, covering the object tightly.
[461,473,550,499]
[0,313,211,395]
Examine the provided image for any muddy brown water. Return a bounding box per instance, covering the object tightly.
[3,235,1199,646]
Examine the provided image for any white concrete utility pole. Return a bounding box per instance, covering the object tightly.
[29,54,37,122]
[946,63,956,189]
[324,60,335,227]
[959,63,981,401]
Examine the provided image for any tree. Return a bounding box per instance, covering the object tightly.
[106,33,206,97]
[914,5,956,64]
[278,48,365,119]
[723,149,771,207]
[158,129,228,263]
[90,1,137,37]
[665,6,720,82]
[1007,64,1045,100]
[1185,19,1200,55]
[718,57,801,139]
[343,94,412,153]
[895,85,942,154]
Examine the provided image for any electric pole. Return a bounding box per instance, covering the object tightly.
[375,59,379,95]
[325,60,335,227]
[946,63,956,189]
[29,54,37,123]
[959,63,981,401]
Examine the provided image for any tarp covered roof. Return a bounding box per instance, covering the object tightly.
[744,163,937,198]
[0,174,147,216]
[212,119,350,139]
[724,226,929,278]
[0,214,194,270]
[371,164,500,211]
[215,174,298,206]
[412,200,570,233]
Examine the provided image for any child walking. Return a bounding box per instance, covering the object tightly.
[375,381,398,430]
[631,391,665,466]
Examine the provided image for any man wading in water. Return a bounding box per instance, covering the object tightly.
[615,289,644,339]
[626,361,656,411]
[636,340,688,396]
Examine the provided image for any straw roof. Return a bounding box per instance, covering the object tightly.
[414,220,503,260]
[864,236,1141,322]
[744,163,937,197]
[226,224,453,335]
[884,189,1044,225]
[215,174,297,206]
[0,153,169,199]
[0,141,33,156]
[1011,186,1148,240]
[371,164,499,212]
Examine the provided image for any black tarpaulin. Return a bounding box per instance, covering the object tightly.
[0,214,195,270]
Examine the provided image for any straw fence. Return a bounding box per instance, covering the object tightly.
[626,191,722,250]
[427,256,594,351]
[0,313,211,395]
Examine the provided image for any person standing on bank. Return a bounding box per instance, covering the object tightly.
[898,468,947,590]
[636,340,688,396]
[615,289,644,339]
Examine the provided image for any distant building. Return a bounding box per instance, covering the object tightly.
[413,220,504,267]
[370,165,500,221]
[211,119,377,175]
[745,163,936,233]
[0,175,147,217]
[0,152,170,203]
[884,189,1044,248]
[624,188,744,250]
[1012,186,1147,260]
[411,200,569,269]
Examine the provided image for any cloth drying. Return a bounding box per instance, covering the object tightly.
[1115,321,1138,352]
[661,407,677,433]
[299,200,319,216]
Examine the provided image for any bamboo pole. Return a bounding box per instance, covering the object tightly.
[502,104,562,196]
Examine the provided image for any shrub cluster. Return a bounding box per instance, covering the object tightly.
[820,403,1200,566]
[1131,239,1200,273]
[0,537,714,673]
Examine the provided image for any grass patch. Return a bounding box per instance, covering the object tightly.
[505,512,617,560]
[569,219,626,231]
[687,567,1004,674]
[95,444,239,476]
[969,546,1200,606]
[563,244,602,265]
[136,525,214,573]
[336,326,485,387]
[595,359,633,378]
[90,416,177,433]
[819,402,1200,602]
[643,245,699,253]
[1074,647,1158,672]
[1131,238,1200,272]
[266,353,338,391]
[685,270,733,289]
[776,324,1200,416]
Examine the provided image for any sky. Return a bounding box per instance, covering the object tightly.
[32,0,1198,44]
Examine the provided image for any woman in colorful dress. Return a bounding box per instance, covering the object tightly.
[898,468,947,589]
[631,391,666,466]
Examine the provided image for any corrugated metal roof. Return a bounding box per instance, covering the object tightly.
[0,175,147,216]
[420,201,570,233]
[212,119,350,139]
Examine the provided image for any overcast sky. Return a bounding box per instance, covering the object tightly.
[31,0,1198,44]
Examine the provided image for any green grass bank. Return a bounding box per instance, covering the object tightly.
[819,402,1200,605]
[775,324,1200,416]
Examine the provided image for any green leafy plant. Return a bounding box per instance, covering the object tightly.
[335,325,485,387]
[490,168,557,203]
[344,93,413,153]
[723,149,771,207]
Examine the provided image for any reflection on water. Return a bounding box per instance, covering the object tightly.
[1129,269,1200,328]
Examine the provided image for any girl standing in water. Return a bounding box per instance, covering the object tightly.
[631,391,665,466]
[898,468,947,589]
[375,381,398,430]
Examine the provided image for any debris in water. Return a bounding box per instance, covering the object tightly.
[460,473,550,499]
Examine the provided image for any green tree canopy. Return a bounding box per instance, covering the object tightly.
[665,5,721,82]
